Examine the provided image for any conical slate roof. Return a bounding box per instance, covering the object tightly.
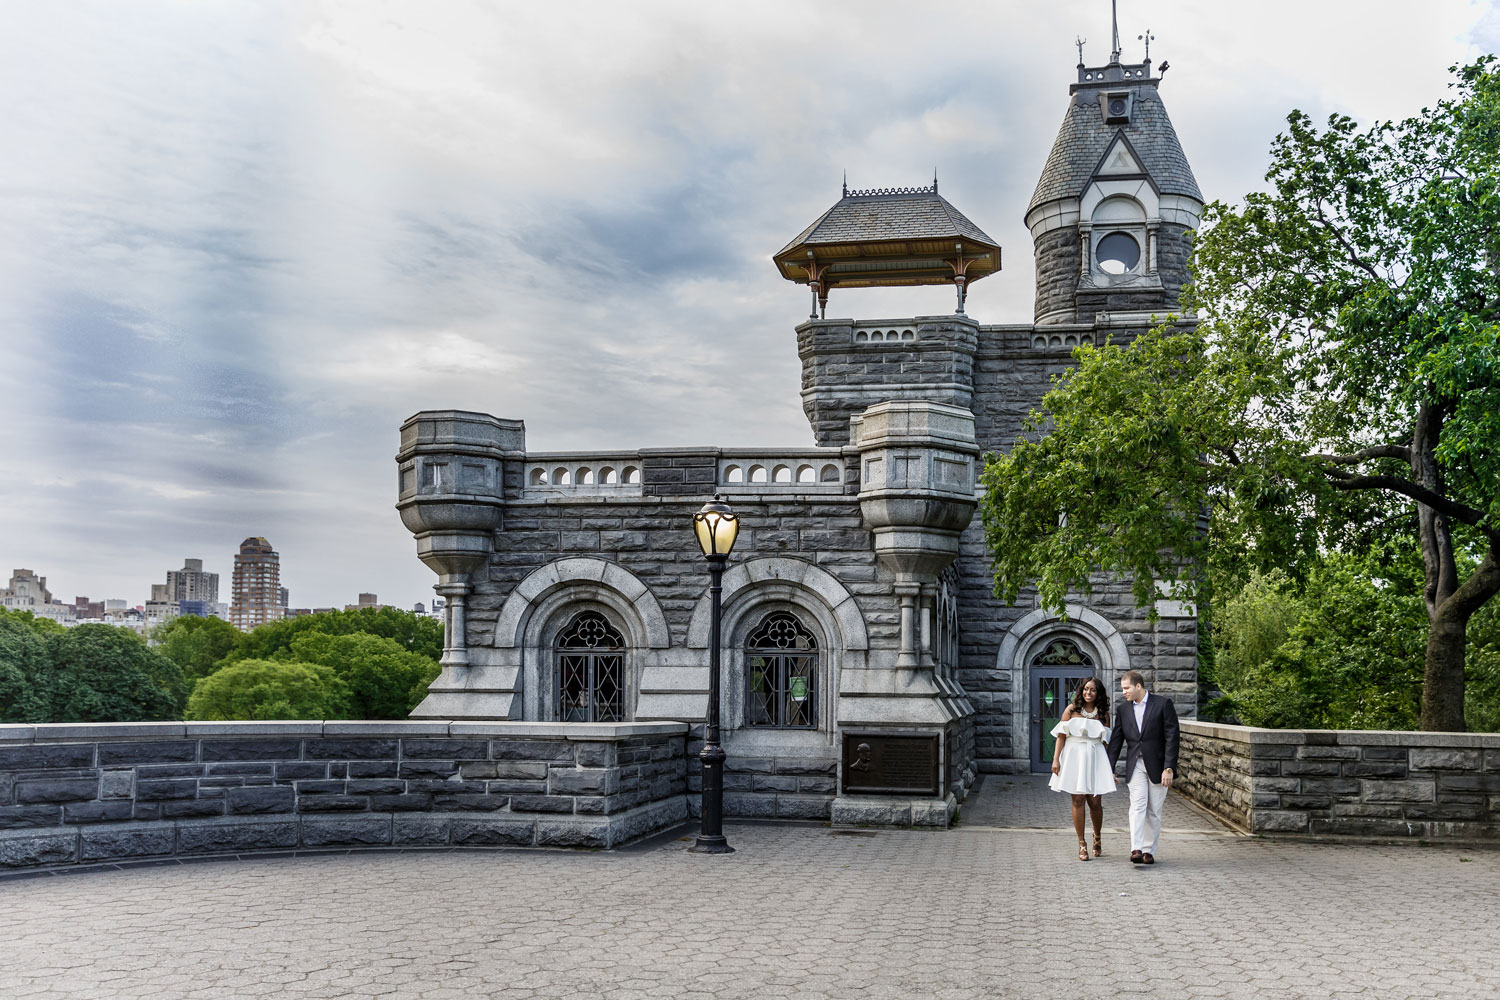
[777,187,997,256]
[1028,86,1201,214]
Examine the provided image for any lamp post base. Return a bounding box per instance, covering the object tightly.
[688,836,735,855]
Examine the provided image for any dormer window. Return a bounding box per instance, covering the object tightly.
[1089,195,1147,279]
[1101,91,1133,125]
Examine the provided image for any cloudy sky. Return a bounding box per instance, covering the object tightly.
[2,0,1497,612]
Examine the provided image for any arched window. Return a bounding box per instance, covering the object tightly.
[555,610,626,722]
[745,611,817,728]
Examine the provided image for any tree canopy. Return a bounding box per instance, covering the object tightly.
[185,658,350,721]
[224,607,443,665]
[152,614,240,682]
[980,58,1500,730]
[280,631,439,719]
[43,624,185,722]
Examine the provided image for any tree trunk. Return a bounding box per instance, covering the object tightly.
[1420,612,1467,731]
[1412,402,1464,729]
[1420,542,1500,731]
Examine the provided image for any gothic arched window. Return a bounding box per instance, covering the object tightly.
[745,612,817,729]
[555,610,626,722]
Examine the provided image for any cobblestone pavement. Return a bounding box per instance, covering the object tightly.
[2,789,1497,999]
[962,773,1223,832]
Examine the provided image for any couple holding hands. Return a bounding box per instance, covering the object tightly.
[1048,670,1180,865]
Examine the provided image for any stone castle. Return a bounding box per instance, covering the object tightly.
[394,42,1203,828]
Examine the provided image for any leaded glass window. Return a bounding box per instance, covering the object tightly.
[555,611,626,722]
[1031,637,1094,668]
[745,612,817,728]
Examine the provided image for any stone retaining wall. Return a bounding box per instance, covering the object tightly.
[1176,721,1500,841]
[0,721,689,870]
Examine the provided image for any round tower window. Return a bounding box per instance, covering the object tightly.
[1108,98,1126,117]
[1096,231,1140,274]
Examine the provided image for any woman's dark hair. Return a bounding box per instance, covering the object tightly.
[1070,676,1109,726]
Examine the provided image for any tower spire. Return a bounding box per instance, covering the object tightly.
[1110,0,1121,63]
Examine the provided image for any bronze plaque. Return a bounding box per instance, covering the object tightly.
[841,732,940,796]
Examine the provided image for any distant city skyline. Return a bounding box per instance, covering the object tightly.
[3,1,1496,610]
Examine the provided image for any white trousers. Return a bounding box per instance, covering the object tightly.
[1127,760,1169,855]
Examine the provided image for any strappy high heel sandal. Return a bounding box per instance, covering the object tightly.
[1077,841,1091,862]
[1093,832,1103,858]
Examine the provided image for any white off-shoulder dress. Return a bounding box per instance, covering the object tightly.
[1048,710,1117,796]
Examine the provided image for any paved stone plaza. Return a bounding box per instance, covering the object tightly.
[2,778,1496,1000]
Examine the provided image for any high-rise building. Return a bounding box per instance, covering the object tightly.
[278,586,290,610]
[230,537,283,631]
[2,569,52,608]
[166,558,218,605]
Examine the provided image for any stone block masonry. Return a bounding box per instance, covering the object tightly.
[0,721,689,870]
[1176,722,1500,842]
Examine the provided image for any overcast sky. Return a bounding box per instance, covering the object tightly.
[2,0,1497,612]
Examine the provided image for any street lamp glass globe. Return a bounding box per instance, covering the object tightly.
[692,496,739,558]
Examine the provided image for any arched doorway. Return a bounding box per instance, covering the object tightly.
[1027,636,1097,772]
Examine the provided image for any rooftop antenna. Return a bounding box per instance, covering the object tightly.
[1075,35,1086,64]
[1139,28,1155,63]
[1110,0,1121,63]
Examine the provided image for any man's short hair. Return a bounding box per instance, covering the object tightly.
[1121,670,1146,688]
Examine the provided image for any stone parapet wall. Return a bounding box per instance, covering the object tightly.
[1177,722,1500,841]
[0,721,689,870]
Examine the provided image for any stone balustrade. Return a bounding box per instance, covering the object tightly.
[718,450,847,495]
[524,454,645,495]
[517,448,851,499]
[1176,721,1500,841]
[0,721,688,870]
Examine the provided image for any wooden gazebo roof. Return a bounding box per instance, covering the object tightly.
[773,181,1001,316]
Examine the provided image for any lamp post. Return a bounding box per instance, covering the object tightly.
[690,493,739,854]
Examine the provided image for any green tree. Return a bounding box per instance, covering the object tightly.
[282,631,439,719]
[185,658,350,721]
[1213,570,1304,695]
[227,607,443,665]
[45,625,185,722]
[980,59,1500,730]
[1467,599,1500,731]
[1219,556,1427,730]
[151,614,240,682]
[0,614,54,723]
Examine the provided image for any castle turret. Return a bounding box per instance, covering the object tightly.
[1027,50,1202,325]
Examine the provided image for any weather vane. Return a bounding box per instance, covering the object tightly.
[1139,28,1155,62]
[1075,35,1086,64]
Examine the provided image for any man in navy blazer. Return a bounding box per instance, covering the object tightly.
[1106,670,1179,865]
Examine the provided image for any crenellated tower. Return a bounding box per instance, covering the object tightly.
[1027,46,1202,324]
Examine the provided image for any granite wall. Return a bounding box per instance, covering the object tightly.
[0,721,689,870]
[1176,721,1500,841]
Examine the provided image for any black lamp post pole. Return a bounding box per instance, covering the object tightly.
[693,553,733,853]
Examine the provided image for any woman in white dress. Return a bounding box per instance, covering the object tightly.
[1048,676,1115,861]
